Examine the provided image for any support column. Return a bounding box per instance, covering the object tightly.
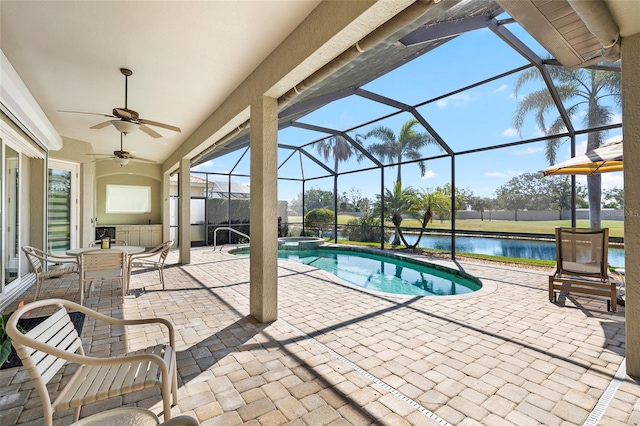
[179,158,191,264]
[623,32,640,376]
[162,172,171,243]
[250,95,278,322]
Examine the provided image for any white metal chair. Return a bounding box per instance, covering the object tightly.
[6,298,177,425]
[22,246,79,302]
[79,249,126,304]
[126,240,174,293]
[88,239,127,247]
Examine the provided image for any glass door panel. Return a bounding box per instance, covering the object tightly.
[4,146,19,285]
[48,168,72,252]
[48,161,78,253]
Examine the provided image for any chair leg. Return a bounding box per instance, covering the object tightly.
[160,267,165,290]
[33,278,42,302]
[162,378,172,421]
[73,406,81,422]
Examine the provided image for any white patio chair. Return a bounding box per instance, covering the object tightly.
[22,246,79,302]
[126,240,174,293]
[88,239,128,247]
[79,249,126,304]
[6,298,177,425]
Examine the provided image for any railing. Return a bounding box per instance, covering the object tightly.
[213,227,250,250]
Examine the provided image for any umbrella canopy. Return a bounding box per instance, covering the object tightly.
[541,141,623,176]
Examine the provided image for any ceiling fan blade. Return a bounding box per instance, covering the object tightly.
[90,121,112,129]
[139,124,162,139]
[129,155,156,163]
[59,110,115,118]
[138,118,181,133]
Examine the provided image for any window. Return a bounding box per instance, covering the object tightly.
[106,185,151,213]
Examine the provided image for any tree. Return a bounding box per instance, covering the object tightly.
[374,181,416,246]
[315,135,363,174]
[363,118,438,184]
[406,188,450,249]
[494,172,548,220]
[603,187,624,209]
[303,187,334,212]
[513,61,621,228]
[469,196,494,221]
[305,208,335,238]
[436,183,472,219]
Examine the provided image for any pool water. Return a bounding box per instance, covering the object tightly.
[242,248,481,296]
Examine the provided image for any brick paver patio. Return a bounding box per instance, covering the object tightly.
[1,245,638,425]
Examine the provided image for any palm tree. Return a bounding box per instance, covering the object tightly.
[315,134,363,173]
[375,181,416,246]
[407,188,450,249]
[513,62,621,228]
[363,118,438,184]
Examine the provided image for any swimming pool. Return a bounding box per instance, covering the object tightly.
[234,247,482,296]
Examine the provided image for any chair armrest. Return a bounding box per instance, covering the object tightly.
[11,299,176,350]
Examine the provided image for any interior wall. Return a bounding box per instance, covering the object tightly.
[95,173,161,225]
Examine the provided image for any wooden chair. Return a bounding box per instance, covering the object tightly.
[126,240,174,293]
[87,239,127,247]
[549,227,616,312]
[79,249,126,304]
[5,298,177,425]
[22,246,79,302]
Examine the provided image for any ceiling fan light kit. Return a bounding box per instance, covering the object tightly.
[110,119,139,134]
[113,157,131,166]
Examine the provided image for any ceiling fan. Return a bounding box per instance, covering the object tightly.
[90,133,155,166]
[60,68,181,138]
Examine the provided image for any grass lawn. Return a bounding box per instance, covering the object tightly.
[287,216,624,238]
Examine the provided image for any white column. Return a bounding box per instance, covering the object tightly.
[162,172,171,243]
[179,158,191,264]
[249,95,278,322]
[623,32,640,376]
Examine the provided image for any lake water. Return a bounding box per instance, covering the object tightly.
[395,234,625,267]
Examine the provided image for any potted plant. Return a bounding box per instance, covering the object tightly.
[0,312,25,368]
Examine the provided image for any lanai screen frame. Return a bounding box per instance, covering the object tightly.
[191,15,622,259]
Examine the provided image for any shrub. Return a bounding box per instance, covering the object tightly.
[342,213,391,243]
[305,208,335,237]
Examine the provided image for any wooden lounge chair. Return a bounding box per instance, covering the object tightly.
[5,298,177,425]
[549,227,616,312]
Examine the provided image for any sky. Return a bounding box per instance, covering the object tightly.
[192,15,623,205]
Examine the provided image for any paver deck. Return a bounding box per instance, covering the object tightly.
[0,245,638,425]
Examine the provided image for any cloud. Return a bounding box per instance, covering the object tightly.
[576,172,623,190]
[485,170,520,178]
[436,93,470,109]
[421,170,437,179]
[192,160,214,171]
[502,127,518,137]
[610,113,622,124]
[604,135,623,144]
[491,84,508,94]
[515,146,543,155]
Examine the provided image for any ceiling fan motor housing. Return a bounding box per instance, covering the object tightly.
[113,108,139,121]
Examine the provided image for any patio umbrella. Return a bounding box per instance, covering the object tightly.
[541,141,623,176]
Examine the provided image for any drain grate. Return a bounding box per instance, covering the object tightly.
[583,358,626,426]
[282,321,453,426]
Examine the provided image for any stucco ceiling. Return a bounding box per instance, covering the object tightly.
[0,0,320,163]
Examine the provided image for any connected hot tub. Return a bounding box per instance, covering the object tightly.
[277,236,325,250]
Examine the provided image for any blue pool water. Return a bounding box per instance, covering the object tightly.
[396,234,626,268]
[236,248,481,296]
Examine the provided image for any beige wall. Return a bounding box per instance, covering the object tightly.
[95,173,162,225]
